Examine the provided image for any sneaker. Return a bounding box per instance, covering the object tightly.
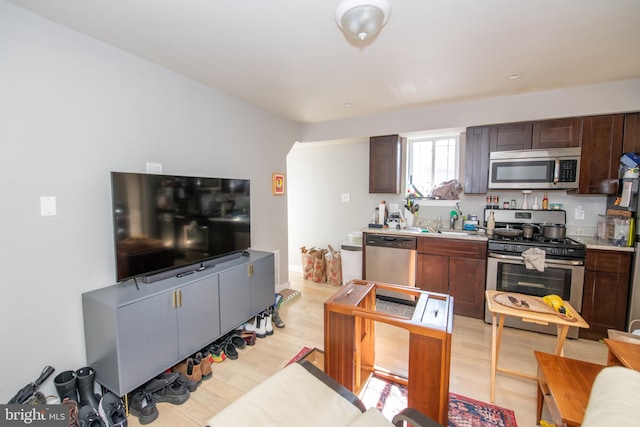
[78,404,106,427]
[98,392,127,427]
[127,391,157,425]
[152,380,190,405]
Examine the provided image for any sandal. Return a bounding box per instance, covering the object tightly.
[227,333,247,350]
[222,339,238,360]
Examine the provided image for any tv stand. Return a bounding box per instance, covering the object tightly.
[82,249,275,397]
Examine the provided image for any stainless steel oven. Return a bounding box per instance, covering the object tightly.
[485,254,584,338]
[483,209,586,338]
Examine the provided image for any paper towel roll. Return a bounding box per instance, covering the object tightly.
[378,203,386,225]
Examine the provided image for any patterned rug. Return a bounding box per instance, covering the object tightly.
[360,374,518,427]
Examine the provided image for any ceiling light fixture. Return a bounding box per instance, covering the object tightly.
[335,0,392,41]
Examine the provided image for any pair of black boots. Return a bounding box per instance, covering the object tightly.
[54,367,111,427]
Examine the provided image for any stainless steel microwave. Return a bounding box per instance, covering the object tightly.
[488,147,581,190]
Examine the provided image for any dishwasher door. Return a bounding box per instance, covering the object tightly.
[365,234,417,302]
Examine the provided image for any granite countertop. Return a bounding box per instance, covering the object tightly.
[570,236,635,252]
[361,227,489,241]
[360,227,635,251]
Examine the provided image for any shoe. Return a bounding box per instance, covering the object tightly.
[207,343,227,363]
[222,338,238,360]
[273,304,285,328]
[143,372,179,394]
[151,380,190,405]
[173,372,199,393]
[78,404,106,427]
[98,392,127,427]
[128,390,158,425]
[236,329,256,346]
[264,309,274,336]
[195,352,212,380]
[245,313,267,338]
[172,358,202,388]
[55,370,78,403]
[227,333,247,350]
[76,367,101,410]
[62,398,79,427]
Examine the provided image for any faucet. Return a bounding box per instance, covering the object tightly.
[450,202,463,229]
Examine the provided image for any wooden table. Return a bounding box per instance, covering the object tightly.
[485,290,590,402]
[535,351,604,427]
[604,338,640,370]
[324,280,453,426]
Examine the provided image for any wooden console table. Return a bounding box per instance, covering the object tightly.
[324,280,453,426]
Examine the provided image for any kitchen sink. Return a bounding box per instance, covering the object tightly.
[437,230,477,236]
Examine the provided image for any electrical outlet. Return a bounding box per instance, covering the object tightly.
[40,196,56,216]
[575,204,585,220]
[341,193,350,202]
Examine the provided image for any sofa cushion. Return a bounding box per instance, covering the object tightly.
[581,366,640,427]
[347,408,394,427]
[207,362,365,427]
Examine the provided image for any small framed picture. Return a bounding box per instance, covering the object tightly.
[272,173,285,195]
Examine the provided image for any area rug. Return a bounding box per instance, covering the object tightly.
[285,346,313,366]
[360,374,518,427]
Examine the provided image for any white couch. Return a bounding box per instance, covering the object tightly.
[206,360,441,427]
[581,366,640,427]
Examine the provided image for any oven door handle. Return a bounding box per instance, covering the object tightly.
[489,253,584,266]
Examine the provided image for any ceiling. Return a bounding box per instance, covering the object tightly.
[8,0,640,124]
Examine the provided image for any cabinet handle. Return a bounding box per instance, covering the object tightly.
[178,290,182,307]
[172,291,177,308]
[248,264,254,278]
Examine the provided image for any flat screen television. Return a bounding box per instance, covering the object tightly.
[110,172,250,283]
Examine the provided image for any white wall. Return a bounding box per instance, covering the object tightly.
[0,1,299,402]
[288,80,640,270]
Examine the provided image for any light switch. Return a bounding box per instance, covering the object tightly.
[146,162,163,173]
[341,193,350,202]
[40,196,56,216]
[575,204,585,220]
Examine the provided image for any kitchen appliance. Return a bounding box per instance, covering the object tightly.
[489,147,581,190]
[364,234,417,302]
[341,241,363,283]
[484,209,586,338]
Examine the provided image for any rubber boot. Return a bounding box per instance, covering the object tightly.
[76,367,100,410]
[272,304,285,328]
[54,370,78,403]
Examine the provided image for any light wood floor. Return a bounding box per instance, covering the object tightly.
[127,271,608,427]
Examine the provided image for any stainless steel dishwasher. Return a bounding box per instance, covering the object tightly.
[364,234,417,302]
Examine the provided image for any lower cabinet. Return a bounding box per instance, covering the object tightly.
[82,250,275,396]
[579,249,632,341]
[416,238,487,319]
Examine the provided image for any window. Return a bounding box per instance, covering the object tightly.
[407,135,459,198]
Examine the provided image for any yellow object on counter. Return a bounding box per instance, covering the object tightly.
[539,420,556,427]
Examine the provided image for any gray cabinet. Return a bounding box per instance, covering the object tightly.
[82,250,275,396]
[219,255,274,333]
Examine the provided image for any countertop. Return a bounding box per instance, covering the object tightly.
[360,227,634,252]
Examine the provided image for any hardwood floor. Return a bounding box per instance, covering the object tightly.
[127,271,608,426]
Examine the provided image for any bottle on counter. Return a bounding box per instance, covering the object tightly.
[487,211,496,235]
[542,193,549,210]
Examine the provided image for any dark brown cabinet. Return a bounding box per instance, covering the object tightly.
[416,237,487,319]
[490,122,533,151]
[369,134,401,194]
[623,112,640,153]
[532,118,581,149]
[464,126,491,194]
[579,249,632,341]
[577,114,624,194]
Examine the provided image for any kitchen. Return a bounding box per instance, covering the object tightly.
[288,111,640,340]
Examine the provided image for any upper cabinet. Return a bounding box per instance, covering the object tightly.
[464,126,491,194]
[623,112,640,153]
[489,122,533,151]
[369,134,401,194]
[532,118,581,149]
[577,114,624,195]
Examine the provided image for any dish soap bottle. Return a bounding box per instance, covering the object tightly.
[487,211,496,235]
[542,192,549,210]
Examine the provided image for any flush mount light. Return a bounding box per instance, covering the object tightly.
[506,72,523,80]
[335,0,392,41]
